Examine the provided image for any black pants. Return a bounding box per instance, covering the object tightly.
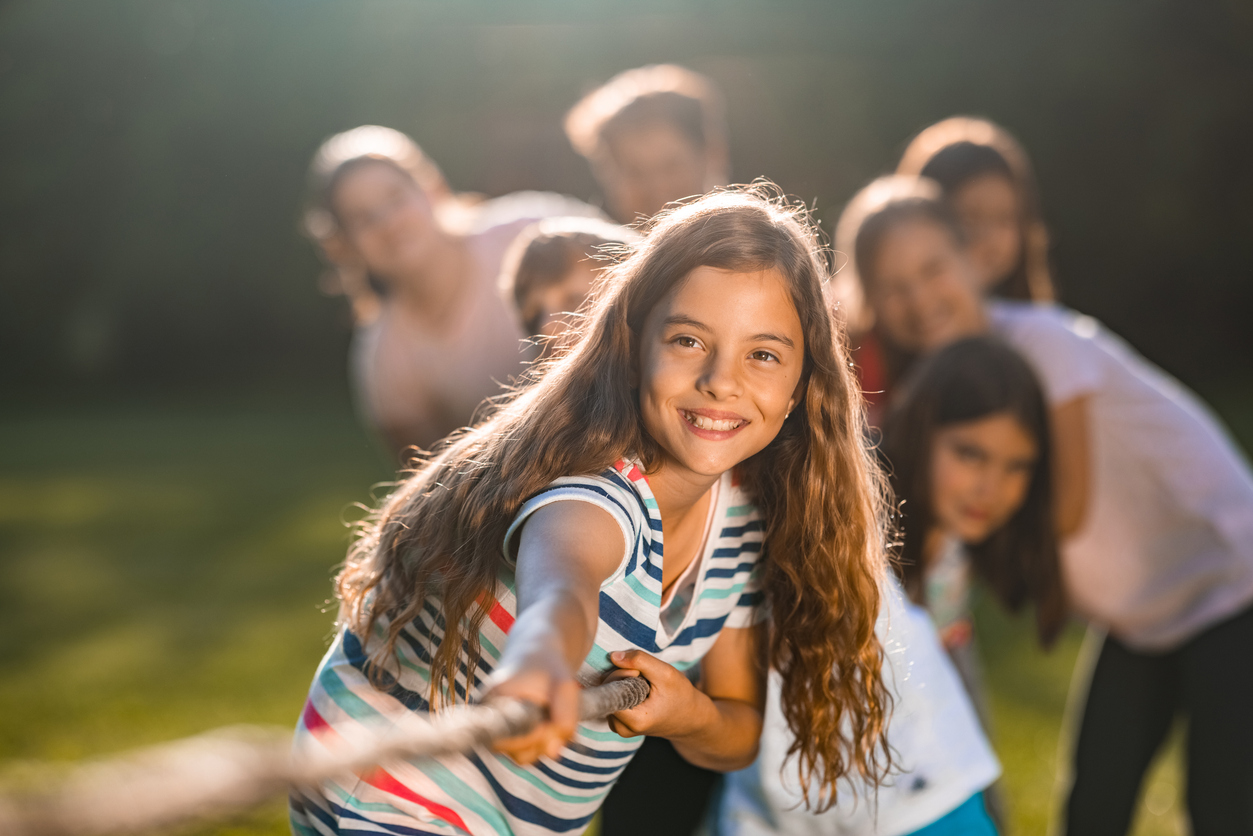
[1065,602,1253,835]
[601,737,720,836]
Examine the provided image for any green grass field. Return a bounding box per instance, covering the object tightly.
[2,386,1248,834]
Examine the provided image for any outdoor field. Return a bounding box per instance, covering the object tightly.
[3,386,1248,835]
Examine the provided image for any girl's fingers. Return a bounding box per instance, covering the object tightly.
[600,667,641,685]
[609,649,673,683]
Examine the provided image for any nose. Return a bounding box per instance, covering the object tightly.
[971,464,1005,504]
[697,349,742,401]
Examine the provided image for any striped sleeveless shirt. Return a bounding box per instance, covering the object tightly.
[290,459,765,836]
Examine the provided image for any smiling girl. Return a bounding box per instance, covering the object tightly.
[290,187,892,836]
[842,175,1253,835]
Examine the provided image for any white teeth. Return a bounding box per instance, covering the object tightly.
[684,411,743,432]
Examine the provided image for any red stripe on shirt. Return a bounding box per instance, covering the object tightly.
[361,767,472,833]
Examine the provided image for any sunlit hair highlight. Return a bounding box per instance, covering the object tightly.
[335,184,892,809]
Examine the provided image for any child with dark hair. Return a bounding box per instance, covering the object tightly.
[882,337,1064,699]
[565,65,730,224]
[290,186,895,836]
[500,217,639,356]
[842,174,1253,836]
[897,116,1054,303]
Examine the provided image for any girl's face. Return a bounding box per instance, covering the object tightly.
[930,412,1037,544]
[637,265,805,482]
[601,124,713,223]
[949,173,1022,290]
[332,161,441,279]
[867,218,986,353]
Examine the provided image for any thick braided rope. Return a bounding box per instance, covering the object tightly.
[0,677,651,836]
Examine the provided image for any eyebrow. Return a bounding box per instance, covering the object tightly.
[662,315,797,350]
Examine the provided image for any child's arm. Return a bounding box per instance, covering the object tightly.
[606,623,765,772]
[485,500,626,764]
[1051,395,1091,539]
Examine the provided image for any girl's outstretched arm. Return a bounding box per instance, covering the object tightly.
[1052,395,1091,539]
[606,623,765,771]
[485,500,625,765]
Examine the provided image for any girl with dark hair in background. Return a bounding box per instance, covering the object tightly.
[290,188,894,836]
[303,125,598,456]
[881,337,1065,699]
[896,116,1055,303]
[842,175,1253,836]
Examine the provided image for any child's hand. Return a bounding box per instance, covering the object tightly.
[603,650,706,739]
[482,644,581,765]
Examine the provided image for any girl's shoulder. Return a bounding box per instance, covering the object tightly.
[985,300,1108,404]
[986,299,1102,343]
[503,459,659,560]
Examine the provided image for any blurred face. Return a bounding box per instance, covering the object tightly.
[931,412,1038,544]
[866,218,986,353]
[332,161,441,280]
[600,123,713,223]
[522,262,600,356]
[949,173,1022,291]
[638,266,805,481]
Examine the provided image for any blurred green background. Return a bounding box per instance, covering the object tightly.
[2,1,1251,834]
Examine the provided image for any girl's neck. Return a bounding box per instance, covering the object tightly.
[391,234,475,324]
[647,462,721,524]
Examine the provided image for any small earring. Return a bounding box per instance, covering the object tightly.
[785,411,791,420]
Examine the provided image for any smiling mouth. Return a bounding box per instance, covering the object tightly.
[681,410,746,432]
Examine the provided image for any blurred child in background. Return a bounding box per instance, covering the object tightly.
[843,175,1253,836]
[836,117,1055,423]
[499,216,639,359]
[303,125,597,456]
[880,337,1065,708]
[896,116,1055,303]
[566,65,730,225]
[719,572,1001,836]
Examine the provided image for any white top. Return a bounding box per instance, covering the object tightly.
[351,192,602,450]
[989,300,1253,649]
[716,575,1000,836]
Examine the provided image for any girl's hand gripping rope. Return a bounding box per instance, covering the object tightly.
[603,650,702,739]
[605,623,766,772]
[482,643,581,765]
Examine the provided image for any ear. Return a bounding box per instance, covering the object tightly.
[786,376,807,417]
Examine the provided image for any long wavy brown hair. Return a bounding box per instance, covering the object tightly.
[336,185,892,809]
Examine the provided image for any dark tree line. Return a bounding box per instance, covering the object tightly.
[2,0,1250,395]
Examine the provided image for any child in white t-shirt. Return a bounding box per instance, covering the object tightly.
[717,573,1000,836]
